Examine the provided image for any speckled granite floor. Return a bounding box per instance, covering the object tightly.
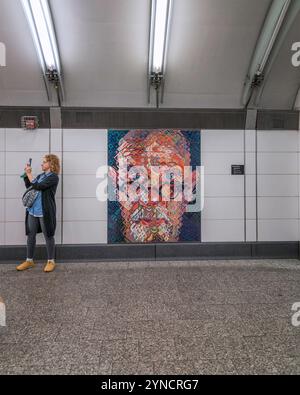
[0,259,299,375]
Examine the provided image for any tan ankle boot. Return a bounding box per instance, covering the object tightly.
[17,261,35,271]
[44,260,56,273]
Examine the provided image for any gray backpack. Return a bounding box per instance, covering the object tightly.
[22,187,39,209]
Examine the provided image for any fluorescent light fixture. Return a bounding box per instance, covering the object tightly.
[21,0,61,74]
[149,0,173,74]
[242,0,291,106]
[258,0,291,73]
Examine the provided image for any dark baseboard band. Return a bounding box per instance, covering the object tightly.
[0,242,299,264]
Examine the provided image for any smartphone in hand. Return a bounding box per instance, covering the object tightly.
[21,158,32,179]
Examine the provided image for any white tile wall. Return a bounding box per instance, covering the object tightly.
[7,175,62,201]
[63,221,107,244]
[201,130,244,152]
[245,153,256,175]
[257,130,298,152]
[0,199,4,222]
[63,175,99,199]
[63,129,107,152]
[245,130,256,152]
[299,174,300,218]
[0,129,5,151]
[258,153,298,175]
[61,130,108,244]
[0,176,4,198]
[63,152,107,175]
[63,199,107,222]
[0,131,4,210]
[258,175,298,197]
[5,199,62,223]
[5,199,27,222]
[257,130,299,242]
[56,180,62,199]
[202,197,244,220]
[246,197,256,220]
[202,152,244,175]
[201,220,245,242]
[5,152,48,175]
[246,220,257,242]
[5,129,50,152]
[5,222,43,246]
[205,175,245,197]
[258,197,298,219]
[258,220,299,242]
[201,130,245,242]
[245,130,257,242]
[2,128,62,246]
[5,222,62,246]
[6,175,35,199]
[1,127,299,246]
[0,152,4,174]
[0,222,4,245]
[50,129,62,152]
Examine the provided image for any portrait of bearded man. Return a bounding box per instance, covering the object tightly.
[108,129,201,244]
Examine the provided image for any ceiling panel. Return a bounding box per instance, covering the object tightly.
[0,0,298,110]
[50,0,150,107]
[258,10,300,110]
[162,0,272,108]
[0,0,49,106]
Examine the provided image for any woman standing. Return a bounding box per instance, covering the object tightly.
[17,154,60,273]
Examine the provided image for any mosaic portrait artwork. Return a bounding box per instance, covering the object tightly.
[108,129,201,244]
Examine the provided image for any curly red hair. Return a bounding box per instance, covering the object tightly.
[44,154,61,175]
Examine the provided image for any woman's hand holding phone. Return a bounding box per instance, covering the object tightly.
[21,159,33,179]
[25,164,32,175]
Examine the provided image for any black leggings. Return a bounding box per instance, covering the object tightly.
[27,214,55,260]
